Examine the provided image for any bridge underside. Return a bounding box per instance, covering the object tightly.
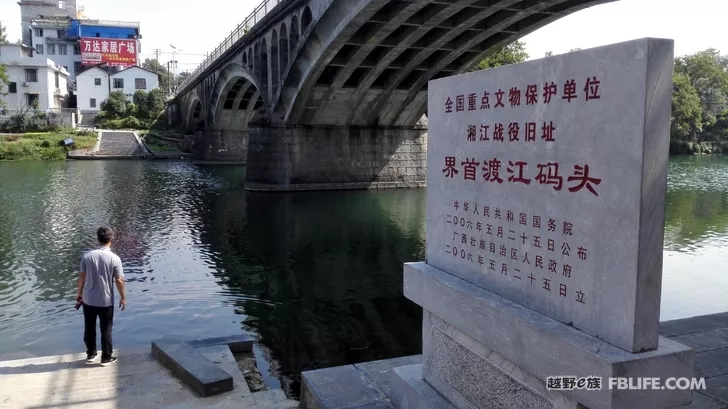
[178,0,615,191]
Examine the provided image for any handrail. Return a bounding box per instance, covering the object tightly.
[176,0,282,94]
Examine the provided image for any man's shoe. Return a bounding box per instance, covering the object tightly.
[100,356,118,367]
[85,352,98,364]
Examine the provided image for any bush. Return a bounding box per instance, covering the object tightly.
[121,116,142,129]
[99,91,128,118]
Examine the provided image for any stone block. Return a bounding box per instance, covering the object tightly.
[661,313,728,337]
[695,349,728,378]
[389,364,456,409]
[301,364,389,409]
[151,339,233,397]
[187,334,255,352]
[426,38,674,353]
[676,392,728,409]
[404,262,694,409]
[703,374,728,405]
[354,355,422,397]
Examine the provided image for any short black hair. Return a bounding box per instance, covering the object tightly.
[97,227,114,244]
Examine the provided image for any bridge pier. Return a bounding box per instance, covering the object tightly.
[244,124,427,191]
[190,130,249,164]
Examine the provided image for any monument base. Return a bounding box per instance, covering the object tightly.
[394,262,695,409]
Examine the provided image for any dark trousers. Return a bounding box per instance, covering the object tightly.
[82,303,114,358]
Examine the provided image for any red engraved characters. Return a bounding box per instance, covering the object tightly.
[468,93,477,111]
[482,159,504,183]
[535,162,563,190]
[467,124,476,141]
[509,87,521,107]
[443,156,459,178]
[543,81,557,103]
[507,161,531,185]
[493,123,505,142]
[508,122,520,142]
[562,79,577,102]
[568,164,601,196]
[445,96,453,113]
[481,90,490,109]
[495,89,505,108]
[456,95,465,111]
[461,158,480,181]
[525,122,536,142]
[584,76,601,101]
[480,124,490,141]
[526,84,538,105]
[542,121,556,142]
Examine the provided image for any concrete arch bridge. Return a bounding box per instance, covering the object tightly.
[172,0,614,191]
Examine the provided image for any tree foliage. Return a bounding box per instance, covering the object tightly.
[100,91,128,118]
[141,58,171,93]
[0,21,8,44]
[469,40,528,72]
[671,49,728,144]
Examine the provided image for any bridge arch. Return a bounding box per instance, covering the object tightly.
[277,0,610,127]
[272,29,280,97]
[208,63,265,132]
[290,15,299,54]
[279,24,289,83]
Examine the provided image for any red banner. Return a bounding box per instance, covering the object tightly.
[80,38,138,67]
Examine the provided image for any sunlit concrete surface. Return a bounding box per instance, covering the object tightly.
[0,346,298,409]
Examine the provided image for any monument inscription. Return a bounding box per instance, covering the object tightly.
[426,38,674,353]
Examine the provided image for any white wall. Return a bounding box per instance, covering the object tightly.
[110,67,160,100]
[76,67,109,112]
[30,26,82,80]
[0,44,70,111]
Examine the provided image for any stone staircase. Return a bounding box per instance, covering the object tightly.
[78,112,98,128]
[97,131,145,157]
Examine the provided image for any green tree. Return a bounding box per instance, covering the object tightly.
[674,49,728,131]
[468,40,529,72]
[0,64,8,109]
[132,90,148,115]
[100,91,128,118]
[144,88,167,118]
[142,58,171,93]
[671,72,703,140]
[0,21,8,44]
[174,71,191,90]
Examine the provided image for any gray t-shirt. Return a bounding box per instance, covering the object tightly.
[80,246,124,307]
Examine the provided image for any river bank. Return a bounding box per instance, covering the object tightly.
[0,130,98,160]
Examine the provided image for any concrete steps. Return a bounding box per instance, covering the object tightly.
[97,131,144,156]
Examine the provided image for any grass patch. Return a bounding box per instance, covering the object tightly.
[143,133,183,153]
[0,131,97,160]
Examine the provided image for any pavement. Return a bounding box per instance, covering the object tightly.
[0,345,299,409]
[68,131,150,159]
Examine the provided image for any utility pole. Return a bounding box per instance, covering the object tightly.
[167,61,171,95]
[154,48,161,62]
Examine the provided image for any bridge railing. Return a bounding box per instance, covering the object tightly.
[176,0,283,94]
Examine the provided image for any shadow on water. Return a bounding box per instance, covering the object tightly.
[196,169,426,396]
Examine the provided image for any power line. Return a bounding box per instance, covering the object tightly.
[155,51,208,56]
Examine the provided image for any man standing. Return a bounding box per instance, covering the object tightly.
[76,227,126,366]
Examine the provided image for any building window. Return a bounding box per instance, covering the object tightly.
[8,82,17,93]
[113,78,124,89]
[94,78,102,86]
[47,44,56,55]
[134,78,146,90]
[58,44,67,55]
[55,72,60,89]
[25,69,38,82]
[74,61,82,74]
[27,94,39,107]
[35,44,43,54]
[73,44,80,55]
[57,29,64,38]
[90,98,96,108]
[58,0,66,8]
[34,28,43,37]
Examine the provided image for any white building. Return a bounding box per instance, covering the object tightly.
[27,18,83,79]
[76,65,160,112]
[0,43,70,111]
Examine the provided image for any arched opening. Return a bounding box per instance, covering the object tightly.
[271,30,280,97]
[260,38,269,99]
[242,51,247,67]
[253,42,259,78]
[279,23,289,80]
[290,15,299,54]
[301,7,312,33]
[248,47,254,72]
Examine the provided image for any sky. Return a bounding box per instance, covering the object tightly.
[1,0,727,72]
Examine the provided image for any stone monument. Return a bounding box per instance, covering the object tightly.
[389,38,695,409]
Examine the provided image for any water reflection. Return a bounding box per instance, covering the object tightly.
[0,157,727,396]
